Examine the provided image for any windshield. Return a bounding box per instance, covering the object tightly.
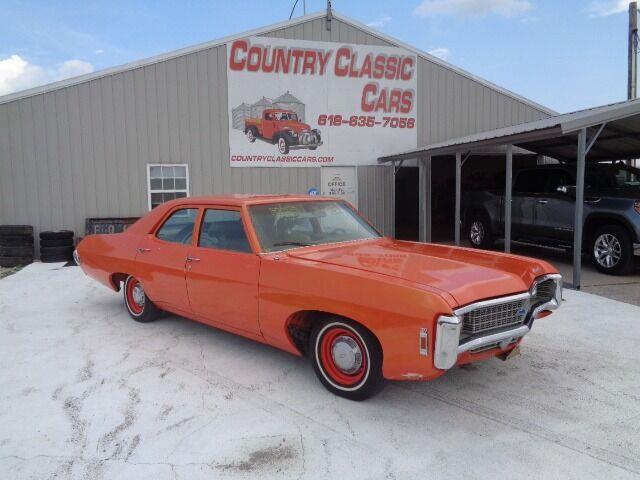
[275,112,297,121]
[587,162,640,190]
[249,201,381,252]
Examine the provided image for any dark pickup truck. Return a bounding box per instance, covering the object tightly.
[463,162,640,275]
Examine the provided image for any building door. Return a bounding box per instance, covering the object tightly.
[394,166,419,241]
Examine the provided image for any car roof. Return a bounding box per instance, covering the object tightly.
[163,194,335,207]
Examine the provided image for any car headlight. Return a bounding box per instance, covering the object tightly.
[286,129,297,137]
[634,200,640,215]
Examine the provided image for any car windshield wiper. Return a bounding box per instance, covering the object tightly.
[272,241,313,247]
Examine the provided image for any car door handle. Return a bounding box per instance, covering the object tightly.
[537,199,548,205]
[137,247,151,253]
[186,256,201,263]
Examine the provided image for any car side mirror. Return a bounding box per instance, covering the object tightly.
[556,185,576,196]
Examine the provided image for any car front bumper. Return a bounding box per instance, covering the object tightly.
[434,274,562,370]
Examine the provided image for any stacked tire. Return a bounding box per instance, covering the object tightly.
[0,225,35,267]
[40,230,75,263]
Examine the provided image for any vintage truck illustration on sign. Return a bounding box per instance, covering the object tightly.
[244,109,322,154]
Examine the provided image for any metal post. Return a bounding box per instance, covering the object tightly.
[629,1,638,100]
[426,156,432,243]
[418,158,426,242]
[455,152,462,246]
[505,144,513,253]
[391,161,396,239]
[573,129,587,290]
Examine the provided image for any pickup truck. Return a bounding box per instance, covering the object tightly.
[244,108,322,154]
[463,162,640,275]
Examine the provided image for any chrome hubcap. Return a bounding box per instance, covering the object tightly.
[331,336,363,374]
[594,233,622,268]
[247,130,254,141]
[278,138,286,153]
[470,221,484,245]
[132,284,145,308]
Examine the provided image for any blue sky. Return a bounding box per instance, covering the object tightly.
[0,0,635,112]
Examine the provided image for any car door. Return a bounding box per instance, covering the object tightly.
[262,112,276,139]
[535,168,574,242]
[134,207,199,313]
[512,169,546,238]
[185,207,261,334]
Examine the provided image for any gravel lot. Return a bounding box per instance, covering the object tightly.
[1,263,639,479]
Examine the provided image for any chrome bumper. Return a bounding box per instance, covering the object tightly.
[434,274,562,370]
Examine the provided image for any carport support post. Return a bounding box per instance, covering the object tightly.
[573,128,587,290]
[419,156,432,243]
[505,144,513,253]
[391,160,396,238]
[455,151,462,245]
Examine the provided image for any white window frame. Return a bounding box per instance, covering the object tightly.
[147,163,190,210]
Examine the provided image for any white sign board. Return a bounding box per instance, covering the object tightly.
[321,166,358,208]
[227,37,418,167]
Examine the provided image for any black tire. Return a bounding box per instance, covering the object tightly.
[40,230,74,241]
[0,225,33,236]
[40,237,74,247]
[590,225,634,275]
[123,275,161,322]
[245,127,257,143]
[0,256,33,267]
[466,212,495,249]
[0,245,34,257]
[310,317,385,401]
[40,245,74,257]
[277,136,290,154]
[0,234,34,247]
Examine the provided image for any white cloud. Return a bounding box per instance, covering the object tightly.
[366,15,392,28]
[413,0,533,18]
[587,0,629,17]
[0,55,94,96]
[56,59,94,80]
[94,49,105,55]
[428,47,451,60]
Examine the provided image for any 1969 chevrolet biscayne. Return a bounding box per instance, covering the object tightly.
[76,195,562,400]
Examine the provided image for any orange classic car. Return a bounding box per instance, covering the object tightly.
[75,195,562,400]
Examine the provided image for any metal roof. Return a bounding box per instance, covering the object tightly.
[379,99,640,163]
[0,11,554,115]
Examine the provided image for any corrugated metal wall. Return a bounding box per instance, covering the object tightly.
[0,15,549,245]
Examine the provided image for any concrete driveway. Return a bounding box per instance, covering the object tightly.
[1,263,639,479]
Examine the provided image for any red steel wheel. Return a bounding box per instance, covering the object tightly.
[123,275,161,322]
[311,319,384,400]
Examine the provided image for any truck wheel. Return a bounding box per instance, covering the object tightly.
[310,317,385,401]
[467,213,494,249]
[246,128,256,143]
[590,225,634,275]
[277,137,289,154]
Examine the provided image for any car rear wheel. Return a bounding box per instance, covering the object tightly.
[310,318,384,401]
[590,225,634,275]
[467,213,494,249]
[246,128,256,143]
[277,137,290,154]
[123,275,161,322]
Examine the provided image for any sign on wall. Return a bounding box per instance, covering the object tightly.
[227,37,418,167]
[321,166,358,208]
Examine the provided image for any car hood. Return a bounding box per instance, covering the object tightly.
[285,238,556,307]
[279,120,312,132]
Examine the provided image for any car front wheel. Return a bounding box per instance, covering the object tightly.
[277,137,290,154]
[590,225,634,275]
[310,318,384,401]
[123,275,161,322]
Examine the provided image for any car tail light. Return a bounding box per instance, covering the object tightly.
[634,200,640,215]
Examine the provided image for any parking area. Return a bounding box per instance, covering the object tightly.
[1,263,640,479]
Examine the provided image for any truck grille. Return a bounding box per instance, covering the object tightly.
[461,298,528,337]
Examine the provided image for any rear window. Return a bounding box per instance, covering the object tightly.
[156,208,198,244]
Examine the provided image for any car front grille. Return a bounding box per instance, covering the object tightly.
[461,298,528,337]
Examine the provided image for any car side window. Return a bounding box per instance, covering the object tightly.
[546,170,571,194]
[514,170,547,194]
[198,209,252,254]
[156,208,199,244]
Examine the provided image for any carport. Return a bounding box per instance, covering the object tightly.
[380,99,640,289]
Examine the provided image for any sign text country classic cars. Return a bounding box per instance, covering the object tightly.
[228,37,418,167]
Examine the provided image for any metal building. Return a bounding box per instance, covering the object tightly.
[0,10,553,250]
